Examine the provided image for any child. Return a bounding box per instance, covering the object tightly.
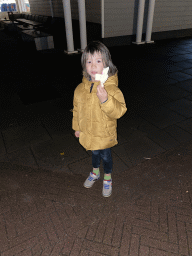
[72,41,127,197]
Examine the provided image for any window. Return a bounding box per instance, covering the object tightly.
[0,0,30,12]
[25,0,30,12]
[0,0,17,12]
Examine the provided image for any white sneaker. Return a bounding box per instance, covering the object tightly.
[102,179,112,197]
[84,171,100,188]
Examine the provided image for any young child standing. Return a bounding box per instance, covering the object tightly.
[72,41,127,197]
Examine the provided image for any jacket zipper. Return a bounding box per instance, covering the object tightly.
[90,83,94,93]
[90,83,94,144]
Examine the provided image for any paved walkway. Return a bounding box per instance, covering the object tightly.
[1,29,192,255]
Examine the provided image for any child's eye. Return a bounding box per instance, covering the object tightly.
[87,60,101,63]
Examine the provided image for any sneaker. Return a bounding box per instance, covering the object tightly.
[84,171,100,188]
[102,179,112,197]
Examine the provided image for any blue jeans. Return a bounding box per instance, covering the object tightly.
[92,148,113,174]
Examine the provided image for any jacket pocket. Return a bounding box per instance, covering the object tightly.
[104,120,116,137]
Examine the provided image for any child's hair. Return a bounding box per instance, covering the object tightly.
[81,41,118,80]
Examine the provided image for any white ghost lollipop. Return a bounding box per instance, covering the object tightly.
[95,67,109,87]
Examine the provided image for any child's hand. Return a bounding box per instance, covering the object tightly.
[75,131,80,138]
[97,83,108,103]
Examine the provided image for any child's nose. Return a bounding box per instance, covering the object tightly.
[91,63,96,68]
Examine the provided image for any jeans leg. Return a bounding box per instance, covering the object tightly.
[92,150,101,169]
[100,148,113,174]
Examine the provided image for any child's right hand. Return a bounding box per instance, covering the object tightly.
[75,131,80,138]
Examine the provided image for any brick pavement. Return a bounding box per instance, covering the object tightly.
[1,140,192,255]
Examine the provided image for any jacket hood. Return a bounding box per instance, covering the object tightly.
[82,72,118,93]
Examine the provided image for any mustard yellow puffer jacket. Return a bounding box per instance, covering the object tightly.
[72,72,127,151]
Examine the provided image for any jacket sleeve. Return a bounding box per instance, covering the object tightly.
[100,88,127,120]
[72,89,80,131]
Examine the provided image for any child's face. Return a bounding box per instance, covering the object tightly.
[86,52,105,82]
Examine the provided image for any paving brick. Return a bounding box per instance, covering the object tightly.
[0,216,9,252]
[94,217,108,243]
[40,247,53,256]
[119,219,131,256]
[34,198,47,212]
[187,230,192,255]
[129,234,140,256]
[31,242,42,256]
[82,239,113,255]
[43,199,55,209]
[186,222,192,231]
[139,245,150,256]
[168,212,177,243]
[17,248,33,256]
[132,226,168,242]
[37,232,51,251]
[89,252,107,256]
[8,226,43,249]
[86,219,100,241]
[168,203,192,216]
[24,201,39,217]
[177,213,192,224]
[56,207,69,224]
[79,248,90,255]
[9,204,23,223]
[132,218,159,231]
[150,197,159,223]
[77,226,89,239]
[73,205,87,219]
[159,207,168,233]
[44,220,59,246]
[177,220,189,255]
[130,203,151,216]
[81,204,95,218]
[70,237,84,256]
[17,200,32,219]
[16,213,47,235]
[1,237,39,256]
[149,248,178,256]
[0,234,9,253]
[111,247,120,256]
[129,210,151,222]
[49,211,65,240]
[65,215,90,236]
[49,240,63,255]
[0,203,10,215]
[102,214,116,245]
[64,204,77,219]
[111,214,124,247]
[0,213,5,226]
[5,218,17,239]
[141,236,178,254]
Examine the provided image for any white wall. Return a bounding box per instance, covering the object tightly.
[0,12,9,19]
[70,0,101,23]
[29,0,101,23]
[153,1,192,32]
[104,0,136,38]
[29,0,52,16]
[104,0,192,38]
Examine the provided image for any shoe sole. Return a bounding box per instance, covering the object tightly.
[84,184,92,188]
[102,190,112,197]
[83,178,100,188]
